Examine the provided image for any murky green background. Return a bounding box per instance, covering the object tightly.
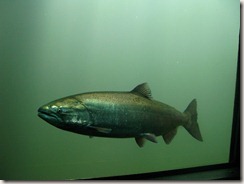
[0,0,239,180]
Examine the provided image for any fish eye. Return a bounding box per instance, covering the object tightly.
[57,108,63,114]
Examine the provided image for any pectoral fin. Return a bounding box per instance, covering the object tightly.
[97,127,112,134]
[162,128,177,144]
[87,125,112,134]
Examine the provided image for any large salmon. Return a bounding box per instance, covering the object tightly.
[38,83,203,147]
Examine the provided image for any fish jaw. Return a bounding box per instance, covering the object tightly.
[38,106,63,127]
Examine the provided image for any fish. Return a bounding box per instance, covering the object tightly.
[37,83,203,147]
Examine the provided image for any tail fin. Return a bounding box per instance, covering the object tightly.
[183,99,203,141]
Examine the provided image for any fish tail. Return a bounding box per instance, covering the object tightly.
[183,99,203,141]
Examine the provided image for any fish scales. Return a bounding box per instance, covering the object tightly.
[38,83,203,147]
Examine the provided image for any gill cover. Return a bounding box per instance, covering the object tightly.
[38,97,91,128]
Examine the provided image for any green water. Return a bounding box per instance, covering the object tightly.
[0,0,239,180]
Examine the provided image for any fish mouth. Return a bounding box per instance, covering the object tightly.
[38,107,62,124]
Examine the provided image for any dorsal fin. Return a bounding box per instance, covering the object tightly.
[131,83,152,99]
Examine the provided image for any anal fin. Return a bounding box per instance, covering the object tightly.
[162,128,177,144]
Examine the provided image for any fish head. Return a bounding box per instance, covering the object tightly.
[38,96,91,130]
